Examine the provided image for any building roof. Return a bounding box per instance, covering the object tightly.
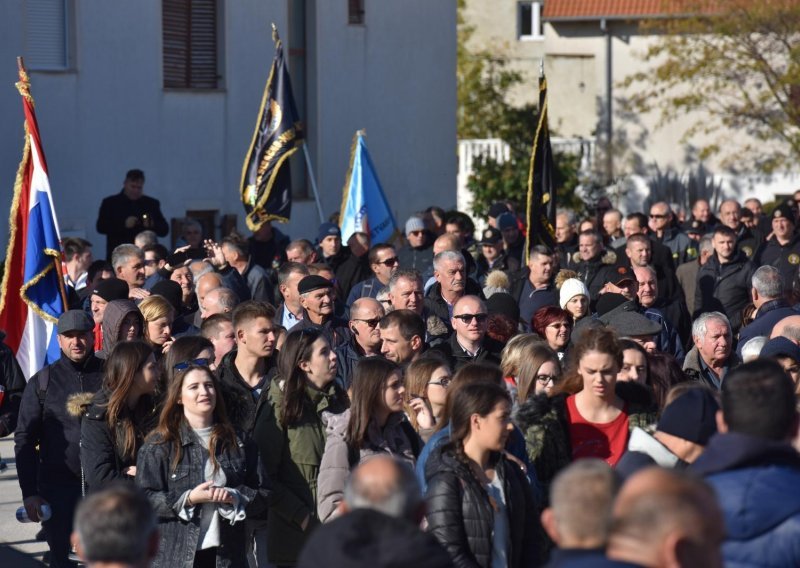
[542,0,706,21]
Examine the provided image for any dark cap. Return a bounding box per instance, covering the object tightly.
[488,202,509,219]
[92,278,129,302]
[681,219,707,234]
[603,310,661,337]
[496,212,517,231]
[772,203,796,224]
[761,336,800,361]
[657,387,720,445]
[479,228,503,246]
[57,310,94,335]
[298,275,333,295]
[150,280,183,313]
[595,294,632,317]
[606,264,635,285]
[317,222,341,243]
[165,251,191,271]
[486,292,520,323]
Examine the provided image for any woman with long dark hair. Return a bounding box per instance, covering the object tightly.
[316,357,422,522]
[516,327,657,497]
[136,365,266,568]
[426,382,539,568]
[252,328,348,566]
[81,341,158,489]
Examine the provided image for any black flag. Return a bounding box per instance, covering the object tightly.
[524,75,556,264]
[240,26,303,230]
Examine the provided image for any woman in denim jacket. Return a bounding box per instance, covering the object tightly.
[136,364,267,568]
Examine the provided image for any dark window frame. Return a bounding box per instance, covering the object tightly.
[162,0,221,89]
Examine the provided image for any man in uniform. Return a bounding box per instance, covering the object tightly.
[754,202,800,287]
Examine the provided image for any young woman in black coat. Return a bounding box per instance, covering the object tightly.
[81,340,159,490]
[425,382,540,568]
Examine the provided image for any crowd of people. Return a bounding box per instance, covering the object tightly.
[3,169,800,567]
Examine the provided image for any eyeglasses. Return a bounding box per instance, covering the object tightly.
[353,317,382,328]
[374,256,399,267]
[428,377,451,388]
[536,374,557,385]
[649,213,668,219]
[453,313,489,324]
[173,358,211,371]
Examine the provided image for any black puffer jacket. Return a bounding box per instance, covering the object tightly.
[425,444,540,568]
[80,389,159,490]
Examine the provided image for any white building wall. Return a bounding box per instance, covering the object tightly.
[0,0,456,251]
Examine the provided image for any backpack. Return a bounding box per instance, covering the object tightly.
[35,366,51,410]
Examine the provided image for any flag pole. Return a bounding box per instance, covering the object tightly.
[302,143,325,223]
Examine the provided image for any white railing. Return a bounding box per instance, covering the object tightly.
[456,137,595,222]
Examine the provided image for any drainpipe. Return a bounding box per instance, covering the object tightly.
[601,18,613,183]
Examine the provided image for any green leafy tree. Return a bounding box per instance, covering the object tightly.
[457,1,582,217]
[621,0,800,174]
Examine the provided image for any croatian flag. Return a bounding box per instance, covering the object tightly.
[0,61,66,379]
[339,130,398,244]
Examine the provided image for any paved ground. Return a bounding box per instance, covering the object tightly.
[0,436,47,566]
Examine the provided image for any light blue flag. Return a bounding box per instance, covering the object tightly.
[339,130,397,244]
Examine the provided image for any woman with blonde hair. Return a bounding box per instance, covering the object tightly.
[501,333,544,399]
[516,343,562,402]
[403,357,451,440]
[139,295,176,358]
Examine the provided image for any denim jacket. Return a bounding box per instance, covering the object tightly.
[136,424,269,568]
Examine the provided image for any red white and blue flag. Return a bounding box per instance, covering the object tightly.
[0,60,66,379]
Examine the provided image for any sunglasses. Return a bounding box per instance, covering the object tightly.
[374,256,399,267]
[353,317,382,328]
[408,230,424,236]
[649,213,668,219]
[144,259,158,266]
[453,313,488,324]
[173,357,211,371]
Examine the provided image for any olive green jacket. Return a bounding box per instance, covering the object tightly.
[253,378,348,565]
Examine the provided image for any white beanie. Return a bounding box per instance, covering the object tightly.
[560,278,590,309]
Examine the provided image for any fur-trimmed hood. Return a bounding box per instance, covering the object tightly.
[66,391,95,418]
[570,249,617,266]
[515,379,656,432]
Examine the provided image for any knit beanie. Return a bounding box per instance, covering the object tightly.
[405,216,426,236]
[559,278,590,309]
[657,387,720,445]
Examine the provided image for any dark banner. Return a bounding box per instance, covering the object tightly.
[240,29,303,230]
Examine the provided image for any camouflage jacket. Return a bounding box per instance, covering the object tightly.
[515,381,657,503]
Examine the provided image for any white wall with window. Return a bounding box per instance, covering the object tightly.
[518,1,544,41]
[0,0,456,249]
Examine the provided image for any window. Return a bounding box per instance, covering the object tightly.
[162,0,220,89]
[25,0,73,71]
[348,0,365,25]
[519,2,544,41]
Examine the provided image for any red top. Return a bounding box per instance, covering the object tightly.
[566,394,630,466]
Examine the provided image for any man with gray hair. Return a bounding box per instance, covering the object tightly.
[541,460,620,567]
[297,456,452,568]
[737,265,797,358]
[424,250,483,333]
[684,312,738,390]
[71,483,159,568]
[202,287,240,319]
[111,244,149,300]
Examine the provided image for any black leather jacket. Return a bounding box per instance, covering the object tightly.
[425,444,540,568]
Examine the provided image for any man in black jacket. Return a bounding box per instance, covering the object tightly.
[695,225,756,333]
[0,331,25,471]
[430,296,502,371]
[15,310,103,568]
[424,250,483,335]
[295,275,351,349]
[215,300,278,568]
[96,169,169,260]
[335,298,385,390]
